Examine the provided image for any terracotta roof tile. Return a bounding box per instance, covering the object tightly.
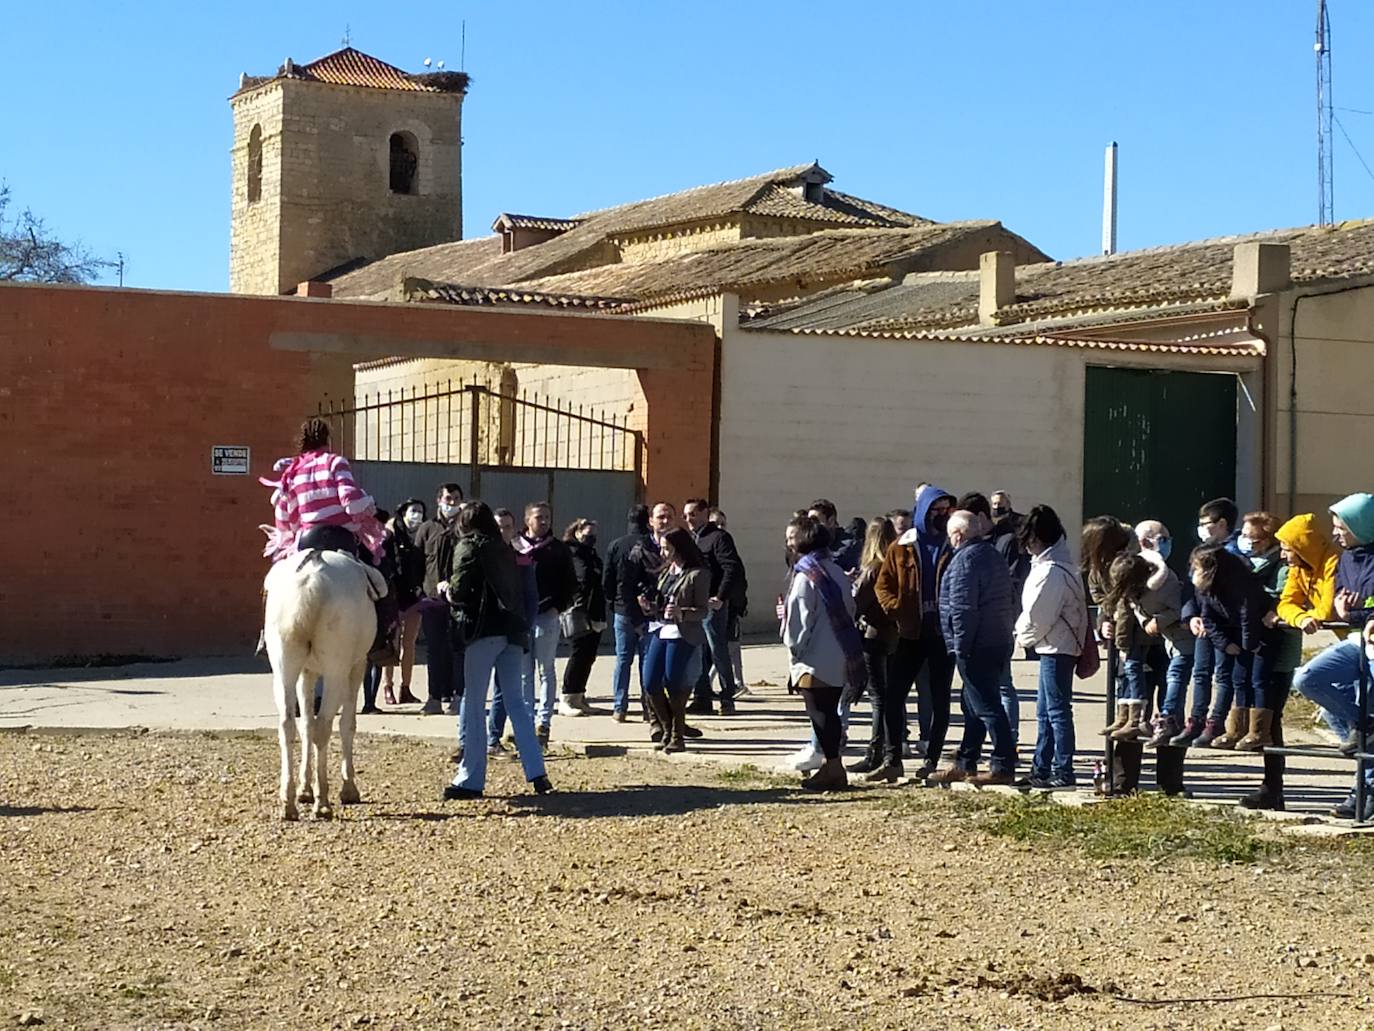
[235,47,468,97]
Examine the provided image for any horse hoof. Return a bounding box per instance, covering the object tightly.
[297,790,314,804]
[339,783,361,805]
[313,804,333,821]
[281,803,299,822]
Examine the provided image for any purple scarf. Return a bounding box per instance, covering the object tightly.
[794,553,867,693]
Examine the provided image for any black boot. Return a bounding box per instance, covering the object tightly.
[648,693,672,745]
[1111,741,1143,795]
[1155,744,1188,797]
[1242,723,1286,811]
[663,693,688,753]
[847,741,881,774]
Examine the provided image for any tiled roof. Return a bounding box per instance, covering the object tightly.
[744,219,1374,337]
[493,214,582,232]
[775,324,1264,358]
[517,222,1036,301]
[235,48,468,97]
[330,162,946,298]
[403,279,633,310]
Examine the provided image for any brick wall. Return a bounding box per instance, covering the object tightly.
[0,284,713,663]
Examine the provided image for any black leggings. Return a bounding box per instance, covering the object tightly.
[561,630,603,695]
[863,639,905,766]
[297,524,359,556]
[802,684,844,760]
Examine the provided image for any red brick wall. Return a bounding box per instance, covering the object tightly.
[0,284,713,663]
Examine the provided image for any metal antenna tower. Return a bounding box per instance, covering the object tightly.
[1317,0,1334,225]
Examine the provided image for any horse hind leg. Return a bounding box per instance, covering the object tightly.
[296,671,316,805]
[311,687,336,820]
[273,650,305,821]
[338,662,363,806]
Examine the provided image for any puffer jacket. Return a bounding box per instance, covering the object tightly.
[1014,537,1087,656]
[1275,513,1339,629]
[939,537,1015,657]
[1196,550,1274,653]
[1130,548,1195,656]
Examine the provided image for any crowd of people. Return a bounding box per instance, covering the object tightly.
[265,419,1374,814]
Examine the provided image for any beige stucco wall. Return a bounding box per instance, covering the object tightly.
[717,316,1263,631]
[1267,279,1374,520]
[614,222,743,264]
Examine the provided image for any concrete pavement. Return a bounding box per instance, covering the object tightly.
[1,643,1366,823]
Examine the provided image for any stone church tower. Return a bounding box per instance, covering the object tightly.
[229,48,468,294]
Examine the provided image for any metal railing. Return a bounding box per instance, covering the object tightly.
[316,381,643,478]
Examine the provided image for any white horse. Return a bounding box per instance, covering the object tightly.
[264,549,388,820]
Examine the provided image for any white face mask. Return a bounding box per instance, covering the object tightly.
[1196,524,1212,543]
[1237,535,1255,555]
[439,502,459,519]
[403,510,423,529]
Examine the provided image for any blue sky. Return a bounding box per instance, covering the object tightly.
[5,0,1374,291]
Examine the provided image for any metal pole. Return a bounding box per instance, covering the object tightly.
[1102,612,1116,793]
[1101,142,1118,256]
[1358,631,1369,825]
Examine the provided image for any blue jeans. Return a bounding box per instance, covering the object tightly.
[643,632,698,699]
[1121,648,1149,702]
[952,649,1016,775]
[999,657,1019,747]
[1190,638,1235,720]
[1032,653,1076,780]
[611,613,647,715]
[524,609,561,730]
[1160,649,1194,721]
[1231,643,1278,710]
[453,635,545,790]
[1295,640,1374,788]
[692,605,738,704]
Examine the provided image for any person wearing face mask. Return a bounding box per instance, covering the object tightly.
[484,508,540,755]
[683,498,748,717]
[878,485,958,779]
[1132,520,1195,747]
[1294,494,1374,819]
[557,518,607,717]
[1175,498,1243,747]
[381,499,427,707]
[415,483,467,716]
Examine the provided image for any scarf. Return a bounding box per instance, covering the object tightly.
[793,552,867,693]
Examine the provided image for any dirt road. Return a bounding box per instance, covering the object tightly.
[3,730,1373,1029]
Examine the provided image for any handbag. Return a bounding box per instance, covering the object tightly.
[1075,614,1101,680]
[559,608,593,639]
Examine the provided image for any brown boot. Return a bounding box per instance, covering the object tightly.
[1110,702,1146,741]
[800,758,848,792]
[1236,707,1275,752]
[647,693,671,745]
[662,694,687,753]
[1210,707,1249,750]
[1100,702,1130,736]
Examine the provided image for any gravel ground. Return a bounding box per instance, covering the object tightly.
[4,730,1374,1030]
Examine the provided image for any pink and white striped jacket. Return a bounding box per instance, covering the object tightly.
[260,450,385,561]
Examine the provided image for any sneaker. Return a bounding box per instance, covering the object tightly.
[785,745,824,772]
[444,699,461,717]
[1330,791,1374,820]
[864,763,904,784]
[531,775,555,795]
[1340,727,1367,757]
[612,710,628,724]
[558,699,588,718]
[1046,774,1077,790]
[686,698,716,716]
[718,699,737,716]
[969,770,1015,787]
[734,683,753,698]
[904,740,929,760]
[1023,775,1054,789]
[442,784,482,801]
[421,698,444,715]
[486,740,506,757]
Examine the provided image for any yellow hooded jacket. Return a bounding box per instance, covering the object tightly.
[1275,513,1340,627]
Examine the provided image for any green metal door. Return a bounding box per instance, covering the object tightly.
[1082,366,1237,571]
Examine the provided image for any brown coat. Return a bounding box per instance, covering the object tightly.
[875,542,923,640]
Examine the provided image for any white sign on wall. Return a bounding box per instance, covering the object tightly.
[211,445,251,476]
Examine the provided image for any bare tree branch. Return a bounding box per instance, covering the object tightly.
[0,183,116,283]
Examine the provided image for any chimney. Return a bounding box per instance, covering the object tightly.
[1229,242,1291,301]
[296,281,332,298]
[979,251,1015,326]
[1102,142,1118,255]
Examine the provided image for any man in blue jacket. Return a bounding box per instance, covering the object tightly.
[928,510,1017,786]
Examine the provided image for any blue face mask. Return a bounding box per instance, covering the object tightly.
[1157,537,1173,561]
[1237,535,1255,556]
